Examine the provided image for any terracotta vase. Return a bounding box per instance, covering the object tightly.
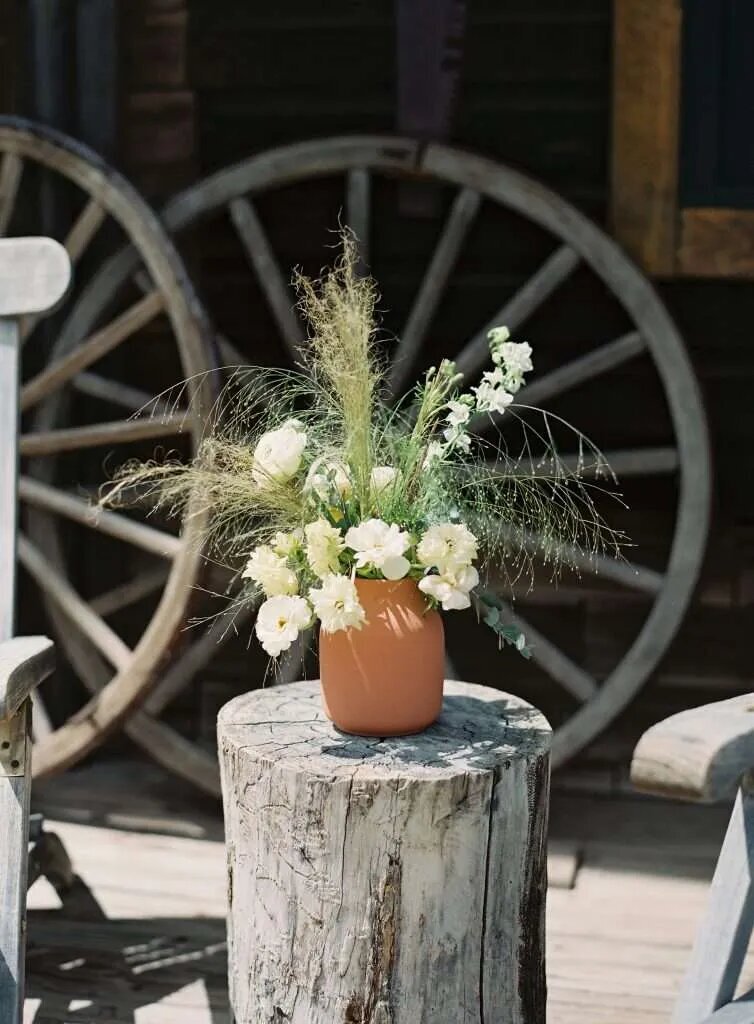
[319,577,445,736]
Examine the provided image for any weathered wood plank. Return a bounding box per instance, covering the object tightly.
[0,702,32,1024]
[0,238,70,316]
[678,209,754,279]
[610,0,681,274]
[631,694,754,802]
[0,637,55,721]
[671,789,754,1023]
[0,319,19,640]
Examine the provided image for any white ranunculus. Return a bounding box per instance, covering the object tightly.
[304,459,352,502]
[305,519,345,577]
[252,420,307,488]
[345,518,411,580]
[255,594,312,657]
[272,528,304,557]
[417,522,478,575]
[309,574,366,633]
[242,545,299,597]
[418,564,479,611]
[370,465,398,497]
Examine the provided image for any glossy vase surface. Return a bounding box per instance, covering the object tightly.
[319,578,444,736]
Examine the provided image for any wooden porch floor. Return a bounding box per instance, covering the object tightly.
[22,760,752,1023]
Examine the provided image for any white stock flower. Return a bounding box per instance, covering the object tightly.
[423,441,446,468]
[418,564,479,611]
[417,523,478,575]
[345,518,411,580]
[370,465,398,496]
[272,528,304,557]
[304,459,352,501]
[443,428,471,453]
[445,398,473,429]
[474,373,514,416]
[255,594,312,657]
[242,545,298,597]
[252,419,307,488]
[309,574,366,633]
[487,325,511,348]
[305,519,345,577]
[497,341,533,393]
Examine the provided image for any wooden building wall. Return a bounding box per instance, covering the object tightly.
[178,0,754,766]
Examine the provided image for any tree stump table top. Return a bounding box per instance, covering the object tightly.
[218,678,551,781]
[219,680,552,1023]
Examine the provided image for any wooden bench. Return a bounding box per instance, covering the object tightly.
[632,695,754,1023]
[0,236,70,1024]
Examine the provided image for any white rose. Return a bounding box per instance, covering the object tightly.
[370,465,398,497]
[418,564,479,611]
[272,528,304,557]
[305,519,345,577]
[304,459,352,502]
[345,518,411,580]
[242,545,299,597]
[252,420,307,488]
[417,523,478,575]
[309,574,366,633]
[255,594,312,657]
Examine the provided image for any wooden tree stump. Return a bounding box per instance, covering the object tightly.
[218,679,551,1024]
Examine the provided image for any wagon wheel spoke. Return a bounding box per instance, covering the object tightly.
[495,524,664,596]
[18,476,182,559]
[492,446,680,479]
[21,198,107,344]
[18,534,131,671]
[389,186,482,399]
[228,196,304,362]
[494,597,598,702]
[20,412,190,456]
[0,152,22,235]
[144,602,256,716]
[71,371,175,416]
[345,168,370,275]
[21,289,165,410]
[90,566,171,618]
[454,244,581,382]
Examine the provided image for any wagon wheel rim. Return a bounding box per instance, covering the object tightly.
[64,135,711,783]
[0,116,217,778]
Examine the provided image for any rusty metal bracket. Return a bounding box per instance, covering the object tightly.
[0,701,29,777]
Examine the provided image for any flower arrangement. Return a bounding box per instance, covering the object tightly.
[103,233,623,671]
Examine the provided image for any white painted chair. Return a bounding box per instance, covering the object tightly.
[632,696,754,1023]
[0,237,71,1024]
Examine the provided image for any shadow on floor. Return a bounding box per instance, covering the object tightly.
[26,876,229,1024]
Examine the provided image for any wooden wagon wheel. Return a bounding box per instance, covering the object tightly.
[65,135,711,791]
[0,117,217,778]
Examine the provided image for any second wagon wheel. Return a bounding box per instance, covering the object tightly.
[69,136,711,791]
[0,117,217,778]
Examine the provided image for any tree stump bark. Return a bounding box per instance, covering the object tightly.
[218,679,551,1024]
